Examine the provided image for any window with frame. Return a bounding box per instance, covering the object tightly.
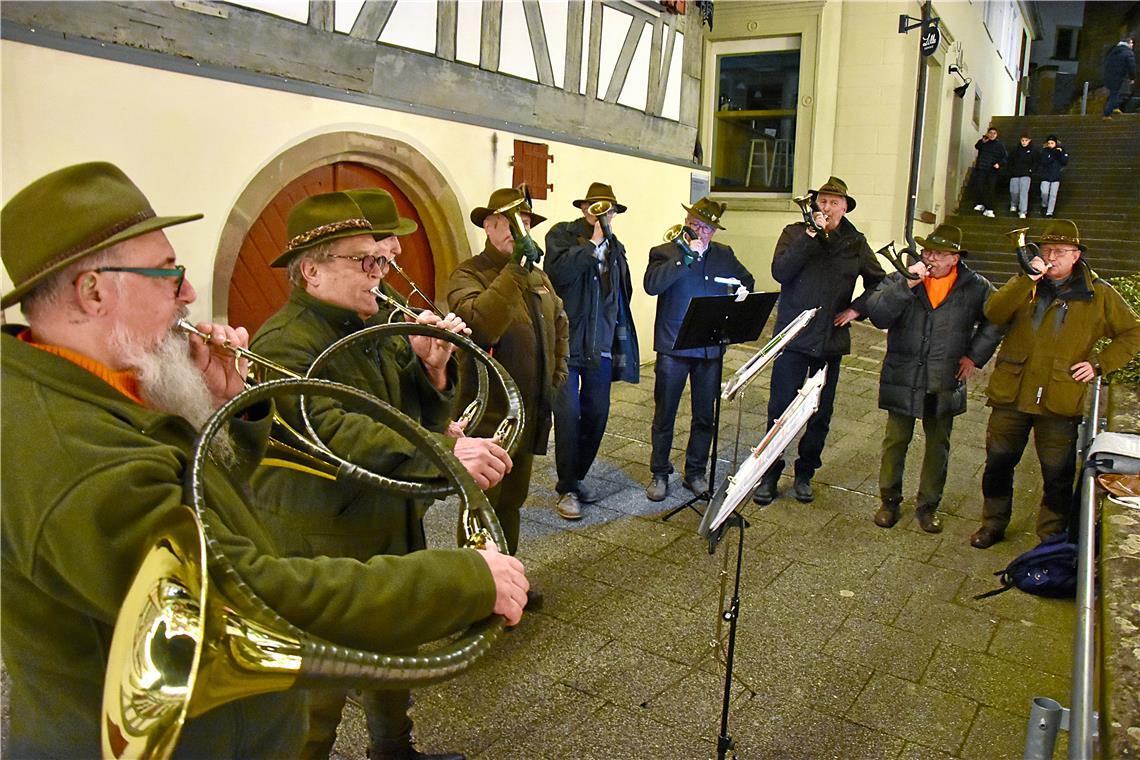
[1054,27,1080,60]
[710,38,801,194]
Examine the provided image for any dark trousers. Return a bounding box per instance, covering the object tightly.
[972,167,999,210]
[1104,83,1129,116]
[484,449,534,555]
[879,398,954,510]
[762,351,842,482]
[553,358,613,494]
[650,353,720,480]
[981,406,1079,539]
[303,688,410,759]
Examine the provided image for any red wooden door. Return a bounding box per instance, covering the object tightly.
[228,162,435,333]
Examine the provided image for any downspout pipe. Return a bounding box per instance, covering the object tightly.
[903,1,932,253]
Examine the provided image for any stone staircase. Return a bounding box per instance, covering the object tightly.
[944,113,1138,284]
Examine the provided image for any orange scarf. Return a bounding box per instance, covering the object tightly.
[18,329,144,404]
[923,268,958,309]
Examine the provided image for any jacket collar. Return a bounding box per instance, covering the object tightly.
[290,285,369,330]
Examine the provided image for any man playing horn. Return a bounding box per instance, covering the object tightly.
[445,187,569,596]
[250,188,512,760]
[0,162,529,757]
[644,196,754,502]
[544,182,640,520]
[971,220,1140,549]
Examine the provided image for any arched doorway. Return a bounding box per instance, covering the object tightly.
[228,161,436,333]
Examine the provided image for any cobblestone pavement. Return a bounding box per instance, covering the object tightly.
[331,321,1076,760]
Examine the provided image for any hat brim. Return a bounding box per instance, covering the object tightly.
[809,189,856,212]
[1,212,202,309]
[680,203,726,230]
[470,207,547,229]
[914,235,967,257]
[370,217,419,239]
[270,227,379,268]
[573,198,627,214]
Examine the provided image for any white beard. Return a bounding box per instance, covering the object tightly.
[110,312,237,467]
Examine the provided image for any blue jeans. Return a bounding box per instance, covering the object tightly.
[553,358,613,494]
[761,350,842,482]
[650,353,720,480]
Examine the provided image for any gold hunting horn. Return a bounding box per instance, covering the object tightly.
[663,223,698,256]
[875,241,924,280]
[495,186,541,264]
[587,200,613,244]
[385,261,443,316]
[101,378,508,760]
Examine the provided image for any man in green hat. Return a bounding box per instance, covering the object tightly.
[972,219,1140,548]
[445,187,569,574]
[644,196,754,501]
[544,182,640,519]
[865,225,1003,532]
[0,163,528,757]
[754,177,886,506]
[251,188,512,759]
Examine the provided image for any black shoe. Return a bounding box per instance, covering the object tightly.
[576,482,600,504]
[752,478,778,505]
[525,589,544,611]
[970,526,1004,549]
[370,736,466,760]
[682,474,709,496]
[792,477,814,503]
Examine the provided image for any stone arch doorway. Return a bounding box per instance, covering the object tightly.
[214,132,468,333]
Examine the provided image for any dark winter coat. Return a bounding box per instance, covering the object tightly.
[985,260,1140,417]
[866,264,1004,418]
[1104,41,1137,90]
[770,218,887,357]
[544,217,640,382]
[974,137,1008,171]
[1036,146,1070,182]
[644,238,755,359]
[1008,142,1038,178]
[445,240,570,455]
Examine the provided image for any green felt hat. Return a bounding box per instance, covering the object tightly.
[682,196,727,230]
[343,188,418,239]
[1035,219,1086,252]
[915,224,968,257]
[470,187,546,228]
[809,176,857,212]
[271,192,374,268]
[1,161,203,309]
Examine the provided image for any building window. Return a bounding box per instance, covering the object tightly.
[1054,27,1080,60]
[710,38,801,194]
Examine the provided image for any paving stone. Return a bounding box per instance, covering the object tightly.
[823,616,938,681]
[732,641,874,716]
[847,672,978,755]
[987,618,1073,677]
[893,595,999,654]
[922,642,1070,715]
[733,695,907,760]
[960,704,1044,760]
[560,639,682,708]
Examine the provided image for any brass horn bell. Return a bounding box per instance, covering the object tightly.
[1004,226,1044,276]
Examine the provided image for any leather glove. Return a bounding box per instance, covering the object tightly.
[511,236,542,266]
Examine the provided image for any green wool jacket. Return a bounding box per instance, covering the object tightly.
[445,241,569,455]
[984,261,1140,417]
[0,327,495,757]
[250,286,457,560]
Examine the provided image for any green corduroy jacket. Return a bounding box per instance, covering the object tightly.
[0,326,494,757]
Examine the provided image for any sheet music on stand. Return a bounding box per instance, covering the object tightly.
[698,369,827,546]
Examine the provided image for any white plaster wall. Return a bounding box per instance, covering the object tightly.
[1,41,693,353]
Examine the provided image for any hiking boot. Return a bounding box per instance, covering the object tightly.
[752,478,778,505]
[556,492,582,520]
[792,477,814,503]
[915,506,943,534]
[873,502,900,528]
[646,474,668,502]
[970,525,1004,549]
[682,474,709,496]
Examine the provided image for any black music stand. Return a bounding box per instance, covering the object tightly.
[661,292,777,522]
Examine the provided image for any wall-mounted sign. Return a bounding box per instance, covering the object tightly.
[921,20,941,57]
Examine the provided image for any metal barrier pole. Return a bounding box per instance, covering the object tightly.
[1068,376,1102,759]
[1025,697,1066,760]
[1081,82,1089,115]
